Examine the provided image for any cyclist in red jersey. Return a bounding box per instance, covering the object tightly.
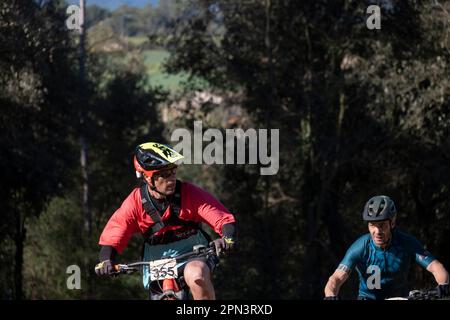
[95,142,236,300]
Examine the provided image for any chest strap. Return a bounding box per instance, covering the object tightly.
[140,180,199,244]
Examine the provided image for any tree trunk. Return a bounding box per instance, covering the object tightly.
[78,0,91,235]
[322,84,348,258]
[298,79,322,298]
[14,211,26,300]
[260,0,280,298]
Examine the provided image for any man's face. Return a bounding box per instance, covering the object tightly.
[147,166,178,196]
[368,219,394,248]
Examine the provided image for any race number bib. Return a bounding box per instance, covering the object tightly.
[149,258,178,281]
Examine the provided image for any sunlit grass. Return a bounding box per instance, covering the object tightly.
[142,50,189,92]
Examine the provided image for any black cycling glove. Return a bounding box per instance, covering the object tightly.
[95,245,117,276]
[211,237,235,256]
[437,284,450,298]
[211,223,236,256]
[95,259,115,276]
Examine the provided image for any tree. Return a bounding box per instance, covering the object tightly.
[1,0,167,299]
[0,0,78,299]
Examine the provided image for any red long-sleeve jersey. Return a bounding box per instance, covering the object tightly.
[99,181,235,253]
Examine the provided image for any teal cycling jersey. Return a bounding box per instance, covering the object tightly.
[338,229,436,300]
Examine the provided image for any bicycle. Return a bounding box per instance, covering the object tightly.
[385,288,443,300]
[111,244,218,300]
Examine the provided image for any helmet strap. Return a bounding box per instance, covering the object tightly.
[389,219,395,239]
[148,177,167,199]
[383,220,394,248]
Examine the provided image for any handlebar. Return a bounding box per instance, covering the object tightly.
[112,244,217,275]
[406,289,440,300]
[386,288,441,300]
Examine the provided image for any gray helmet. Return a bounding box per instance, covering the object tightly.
[363,195,397,221]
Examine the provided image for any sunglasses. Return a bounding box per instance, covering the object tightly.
[154,167,177,179]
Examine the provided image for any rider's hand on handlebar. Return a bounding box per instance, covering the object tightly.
[95,259,115,276]
[436,284,450,298]
[210,237,235,256]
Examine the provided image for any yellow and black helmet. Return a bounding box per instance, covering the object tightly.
[133,142,184,178]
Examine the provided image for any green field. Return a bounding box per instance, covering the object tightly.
[142,50,189,92]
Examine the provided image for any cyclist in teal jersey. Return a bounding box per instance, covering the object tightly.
[324,195,450,300]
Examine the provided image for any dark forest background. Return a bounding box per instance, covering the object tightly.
[1,0,450,299]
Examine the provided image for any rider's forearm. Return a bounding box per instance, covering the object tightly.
[99,245,117,262]
[324,276,342,296]
[428,260,449,284]
[435,271,450,285]
[324,269,349,297]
